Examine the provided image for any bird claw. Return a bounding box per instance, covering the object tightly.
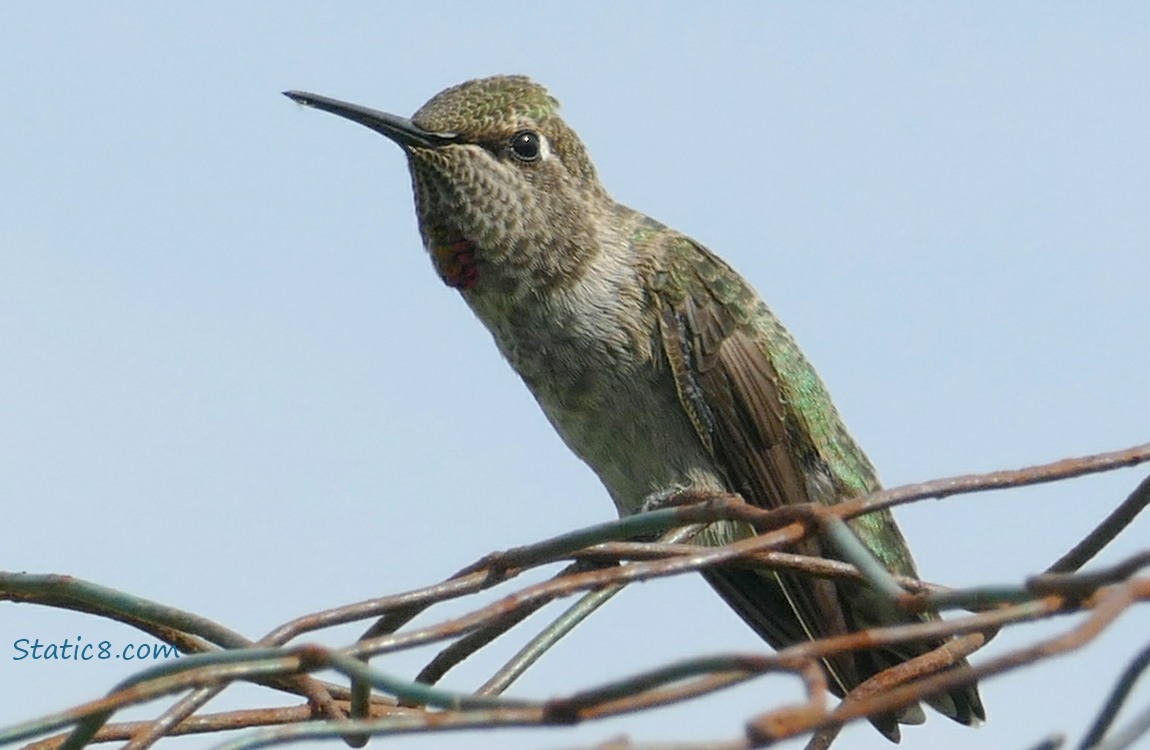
[639,487,725,514]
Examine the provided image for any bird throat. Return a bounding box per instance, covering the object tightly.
[431,239,479,290]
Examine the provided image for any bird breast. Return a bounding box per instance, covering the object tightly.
[465,241,725,516]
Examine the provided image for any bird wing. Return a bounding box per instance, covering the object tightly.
[649,234,870,689]
[646,233,984,736]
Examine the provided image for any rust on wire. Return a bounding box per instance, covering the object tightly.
[2,442,1148,750]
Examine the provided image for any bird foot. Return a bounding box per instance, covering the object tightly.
[639,487,726,514]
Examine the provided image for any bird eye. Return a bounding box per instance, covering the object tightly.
[509,130,541,162]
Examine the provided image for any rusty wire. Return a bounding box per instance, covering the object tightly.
[1,441,1149,750]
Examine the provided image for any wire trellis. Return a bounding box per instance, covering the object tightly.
[3,442,1149,750]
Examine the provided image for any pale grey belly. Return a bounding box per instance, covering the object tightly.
[491,320,728,516]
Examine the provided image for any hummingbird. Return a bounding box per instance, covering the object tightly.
[283,75,984,741]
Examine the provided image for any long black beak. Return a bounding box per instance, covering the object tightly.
[283,90,457,149]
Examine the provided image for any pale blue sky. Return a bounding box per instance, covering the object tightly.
[3,4,1149,750]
